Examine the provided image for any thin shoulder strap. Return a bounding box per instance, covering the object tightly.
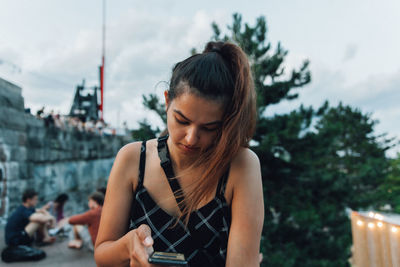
[157,135,185,211]
[216,165,230,196]
[137,141,147,188]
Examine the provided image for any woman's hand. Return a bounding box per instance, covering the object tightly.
[127,224,159,267]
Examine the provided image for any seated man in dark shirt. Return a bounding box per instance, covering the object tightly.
[5,189,56,246]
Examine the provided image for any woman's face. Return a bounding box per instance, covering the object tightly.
[88,199,99,209]
[165,91,224,157]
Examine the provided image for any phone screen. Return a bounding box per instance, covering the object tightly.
[148,251,188,266]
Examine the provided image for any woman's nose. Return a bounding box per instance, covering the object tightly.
[185,127,199,145]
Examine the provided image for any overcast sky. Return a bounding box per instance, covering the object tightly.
[0,0,399,156]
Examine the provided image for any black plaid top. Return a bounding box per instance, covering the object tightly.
[129,140,231,267]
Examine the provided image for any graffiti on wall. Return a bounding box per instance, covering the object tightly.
[0,144,9,223]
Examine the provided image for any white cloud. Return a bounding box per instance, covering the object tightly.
[343,44,357,62]
[266,60,400,156]
[95,8,219,128]
[0,0,399,156]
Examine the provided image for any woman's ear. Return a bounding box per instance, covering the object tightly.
[164,90,169,111]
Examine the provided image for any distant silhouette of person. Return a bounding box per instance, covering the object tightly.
[5,189,56,246]
[36,106,45,119]
[44,114,54,127]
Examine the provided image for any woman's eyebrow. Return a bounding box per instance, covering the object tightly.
[173,109,221,126]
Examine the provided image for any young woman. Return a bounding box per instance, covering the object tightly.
[95,41,264,267]
[44,193,69,224]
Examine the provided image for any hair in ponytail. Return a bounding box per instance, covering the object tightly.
[166,41,256,225]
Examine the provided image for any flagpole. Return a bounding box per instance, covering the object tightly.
[100,0,105,120]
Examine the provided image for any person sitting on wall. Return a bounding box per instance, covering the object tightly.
[66,191,104,251]
[5,189,56,247]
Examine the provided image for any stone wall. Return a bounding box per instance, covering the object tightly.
[0,77,130,224]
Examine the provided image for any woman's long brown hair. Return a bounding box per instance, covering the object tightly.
[166,41,256,225]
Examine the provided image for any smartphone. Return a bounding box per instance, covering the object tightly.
[148,251,188,266]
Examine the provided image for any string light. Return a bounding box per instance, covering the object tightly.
[354,211,399,233]
[352,211,400,267]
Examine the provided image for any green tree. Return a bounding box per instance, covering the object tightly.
[257,102,391,266]
[130,94,165,141]
[142,94,167,124]
[131,119,160,141]
[211,13,311,114]
[376,154,400,212]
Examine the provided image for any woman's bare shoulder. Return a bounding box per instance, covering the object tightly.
[113,141,144,173]
[230,148,261,186]
[231,147,260,171]
[118,138,155,155]
[108,139,157,191]
[224,147,261,202]
[116,141,142,163]
[116,139,158,169]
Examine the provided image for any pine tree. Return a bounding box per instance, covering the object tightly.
[376,154,400,212]
[211,13,310,114]
[257,102,391,266]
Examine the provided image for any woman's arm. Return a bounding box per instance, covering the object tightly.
[68,209,93,225]
[225,148,264,267]
[41,201,52,211]
[94,142,155,267]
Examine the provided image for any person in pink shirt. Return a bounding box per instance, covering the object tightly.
[43,193,69,225]
[67,191,104,250]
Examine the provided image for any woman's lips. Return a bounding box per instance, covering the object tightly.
[180,144,199,152]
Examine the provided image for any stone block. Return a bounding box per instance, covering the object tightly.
[7,179,28,206]
[18,162,29,180]
[0,144,11,162]
[26,148,46,162]
[62,163,79,191]
[0,129,26,147]
[0,108,26,131]
[25,113,44,127]
[9,146,27,162]
[26,122,46,143]
[0,77,24,110]
[4,162,20,181]
[0,93,24,111]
